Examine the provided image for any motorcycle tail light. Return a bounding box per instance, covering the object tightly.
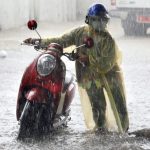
[37,54,56,76]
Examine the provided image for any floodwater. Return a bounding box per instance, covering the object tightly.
[0,18,150,150]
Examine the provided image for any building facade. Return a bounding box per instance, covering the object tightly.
[0,0,109,30]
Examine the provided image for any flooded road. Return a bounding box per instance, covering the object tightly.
[0,19,150,149]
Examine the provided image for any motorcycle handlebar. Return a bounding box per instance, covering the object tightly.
[21,42,34,46]
[63,51,79,61]
[21,42,87,62]
[21,42,47,51]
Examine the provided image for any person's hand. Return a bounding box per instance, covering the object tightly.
[23,38,41,45]
[78,54,89,66]
[78,54,89,63]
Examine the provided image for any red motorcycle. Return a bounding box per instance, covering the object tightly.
[16,20,93,139]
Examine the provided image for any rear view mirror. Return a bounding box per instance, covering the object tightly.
[83,37,94,48]
[27,20,37,30]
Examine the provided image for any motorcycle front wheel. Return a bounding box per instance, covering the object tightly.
[17,101,53,140]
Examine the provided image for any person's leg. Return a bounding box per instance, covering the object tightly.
[86,82,106,128]
[106,71,129,131]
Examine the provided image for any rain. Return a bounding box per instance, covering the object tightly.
[0,0,150,150]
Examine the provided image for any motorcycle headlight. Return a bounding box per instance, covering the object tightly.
[37,54,56,76]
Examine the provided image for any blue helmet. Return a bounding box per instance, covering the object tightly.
[85,4,109,24]
[87,3,108,16]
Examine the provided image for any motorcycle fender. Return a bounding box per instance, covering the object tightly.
[25,88,49,103]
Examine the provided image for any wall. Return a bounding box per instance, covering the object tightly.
[76,0,111,19]
[0,0,77,30]
[0,0,109,30]
[0,0,30,30]
[38,0,76,22]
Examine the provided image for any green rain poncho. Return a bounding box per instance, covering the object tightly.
[41,25,129,132]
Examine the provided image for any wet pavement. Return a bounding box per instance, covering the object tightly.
[0,18,150,150]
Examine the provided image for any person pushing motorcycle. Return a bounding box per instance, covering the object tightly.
[24,3,129,133]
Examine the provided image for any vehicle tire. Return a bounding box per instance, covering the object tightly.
[34,104,53,135]
[17,102,53,139]
[17,101,32,140]
[17,119,29,140]
[122,19,147,36]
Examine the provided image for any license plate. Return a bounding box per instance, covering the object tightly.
[137,15,150,23]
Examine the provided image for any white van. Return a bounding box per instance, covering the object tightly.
[109,0,150,35]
